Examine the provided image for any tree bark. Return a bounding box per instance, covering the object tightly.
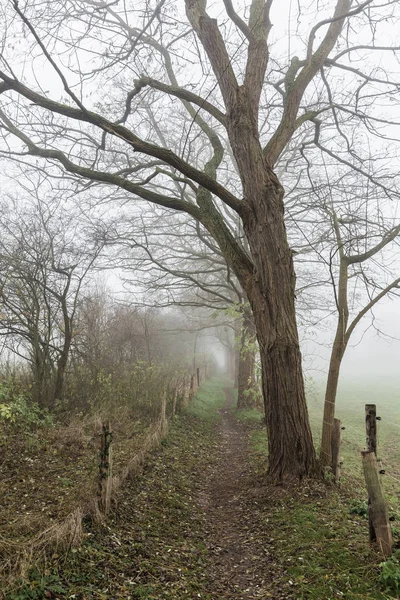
[52,305,73,406]
[320,316,347,466]
[53,349,69,405]
[224,90,317,480]
[181,0,352,480]
[233,318,241,389]
[243,204,316,479]
[234,349,240,389]
[237,307,259,410]
[320,244,349,467]
[237,346,257,409]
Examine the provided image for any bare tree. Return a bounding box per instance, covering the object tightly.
[0,195,103,406]
[287,170,400,466]
[0,0,399,478]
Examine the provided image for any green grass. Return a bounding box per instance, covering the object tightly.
[307,380,400,509]
[269,492,391,599]
[235,403,267,462]
[236,382,400,598]
[235,407,264,422]
[185,376,228,421]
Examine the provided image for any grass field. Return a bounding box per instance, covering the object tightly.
[308,379,400,499]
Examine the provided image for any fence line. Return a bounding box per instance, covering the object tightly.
[1,366,206,593]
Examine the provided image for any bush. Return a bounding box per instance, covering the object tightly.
[0,380,53,431]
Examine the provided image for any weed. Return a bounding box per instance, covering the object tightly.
[349,499,368,517]
[7,570,66,600]
[379,552,400,594]
[0,381,53,432]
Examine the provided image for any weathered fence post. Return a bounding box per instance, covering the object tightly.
[160,392,167,435]
[190,373,197,398]
[172,389,177,417]
[361,404,391,557]
[365,404,377,454]
[361,451,392,557]
[331,418,342,484]
[196,367,200,387]
[98,421,113,516]
[365,403,377,540]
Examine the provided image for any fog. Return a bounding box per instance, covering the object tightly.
[303,299,399,381]
[339,303,400,384]
[1,0,399,412]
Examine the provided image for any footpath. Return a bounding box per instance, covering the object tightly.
[7,379,390,600]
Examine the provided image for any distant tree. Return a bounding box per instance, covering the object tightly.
[103,207,260,407]
[287,171,400,466]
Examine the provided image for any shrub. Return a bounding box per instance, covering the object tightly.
[379,551,400,594]
[0,380,53,431]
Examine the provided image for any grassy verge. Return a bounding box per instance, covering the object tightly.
[236,396,400,599]
[185,376,227,420]
[5,377,227,600]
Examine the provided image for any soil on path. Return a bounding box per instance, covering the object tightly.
[199,388,292,600]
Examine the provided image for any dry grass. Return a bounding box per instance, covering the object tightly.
[0,379,185,596]
[0,507,83,594]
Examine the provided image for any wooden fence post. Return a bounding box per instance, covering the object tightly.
[361,451,392,557]
[98,421,113,516]
[196,367,200,387]
[331,418,342,484]
[365,404,377,454]
[365,403,377,540]
[190,373,196,398]
[160,392,167,435]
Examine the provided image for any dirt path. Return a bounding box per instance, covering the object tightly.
[199,388,291,599]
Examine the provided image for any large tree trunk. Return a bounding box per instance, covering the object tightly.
[237,307,259,410]
[180,0,352,481]
[247,278,316,480]
[240,206,317,479]
[225,92,317,480]
[237,345,257,409]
